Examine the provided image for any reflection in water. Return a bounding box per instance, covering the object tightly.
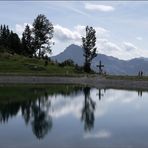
[31,104,52,139]
[0,102,20,123]
[81,87,96,131]
[138,90,143,97]
[0,85,146,142]
[96,89,105,100]
[0,85,83,139]
[0,91,52,139]
[21,96,52,139]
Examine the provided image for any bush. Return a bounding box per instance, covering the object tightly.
[58,59,75,67]
[75,64,84,73]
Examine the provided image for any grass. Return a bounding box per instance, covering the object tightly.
[0,52,85,76]
[1,52,148,81]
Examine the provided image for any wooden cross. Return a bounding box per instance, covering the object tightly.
[97,60,104,74]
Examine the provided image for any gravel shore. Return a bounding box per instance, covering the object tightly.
[0,75,148,90]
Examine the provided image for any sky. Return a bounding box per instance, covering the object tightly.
[1,1,148,60]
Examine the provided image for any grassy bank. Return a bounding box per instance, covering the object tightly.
[0,53,84,76]
[1,52,148,81]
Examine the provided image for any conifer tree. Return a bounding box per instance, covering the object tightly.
[9,31,21,54]
[22,25,34,56]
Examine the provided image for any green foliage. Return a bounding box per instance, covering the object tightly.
[58,59,75,67]
[22,25,34,56]
[32,14,54,58]
[0,25,21,54]
[0,14,54,59]
[82,26,97,73]
[8,31,21,54]
[74,64,84,73]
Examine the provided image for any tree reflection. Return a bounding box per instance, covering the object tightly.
[0,85,83,139]
[21,92,52,139]
[81,87,96,131]
[31,105,52,139]
[0,89,53,139]
[0,102,20,123]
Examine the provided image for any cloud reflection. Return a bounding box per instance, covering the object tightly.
[83,129,111,139]
[49,88,145,120]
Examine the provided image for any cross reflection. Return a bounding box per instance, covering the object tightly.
[138,90,143,97]
[96,89,106,100]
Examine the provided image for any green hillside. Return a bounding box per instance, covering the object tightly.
[0,53,83,76]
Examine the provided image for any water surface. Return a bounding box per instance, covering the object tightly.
[0,85,148,148]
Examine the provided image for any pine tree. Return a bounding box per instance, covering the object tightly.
[2,25,7,47]
[0,25,2,46]
[32,14,54,58]
[0,25,10,52]
[9,31,21,54]
[82,26,97,73]
[22,25,34,56]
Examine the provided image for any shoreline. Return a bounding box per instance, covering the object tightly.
[0,75,148,90]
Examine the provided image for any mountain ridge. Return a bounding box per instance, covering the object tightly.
[51,44,148,75]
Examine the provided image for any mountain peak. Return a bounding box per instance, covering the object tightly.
[67,44,80,48]
[51,44,148,75]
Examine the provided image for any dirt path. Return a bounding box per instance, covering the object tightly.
[0,75,148,90]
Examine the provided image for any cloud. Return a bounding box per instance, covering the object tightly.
[15,23,32,38]
[85,3,115,12]
[136,36,143,41]
[54,24,109,44]
[123,42,137,51]
[54,24,81,42]
[65,6,91,17]
[96,39,148,60]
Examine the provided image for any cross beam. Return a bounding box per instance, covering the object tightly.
[97,60,104,74]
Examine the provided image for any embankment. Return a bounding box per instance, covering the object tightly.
[0,75,148,90]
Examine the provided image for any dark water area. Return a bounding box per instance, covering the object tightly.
[0,85,148,148]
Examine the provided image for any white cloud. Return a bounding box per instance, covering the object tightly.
[15,24,24,37]
[66,6,91,17]
[84,130,111,139]
[54,24,109,44]
[54,24,81,42]
[96,39,148,60]
[136,36,143,41]
[85,3,115,12]
[15,23,32,38]
[123,42,137,51]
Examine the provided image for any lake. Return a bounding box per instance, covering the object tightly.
[0,85,148,148]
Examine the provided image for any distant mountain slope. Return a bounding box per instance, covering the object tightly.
[51,44,84,65]
[51,44,148,75]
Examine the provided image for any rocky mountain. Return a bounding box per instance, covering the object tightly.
[51,44,148,75]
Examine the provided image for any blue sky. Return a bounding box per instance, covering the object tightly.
[1,1,148,60]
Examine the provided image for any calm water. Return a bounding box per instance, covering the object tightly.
[0,85,148,148]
